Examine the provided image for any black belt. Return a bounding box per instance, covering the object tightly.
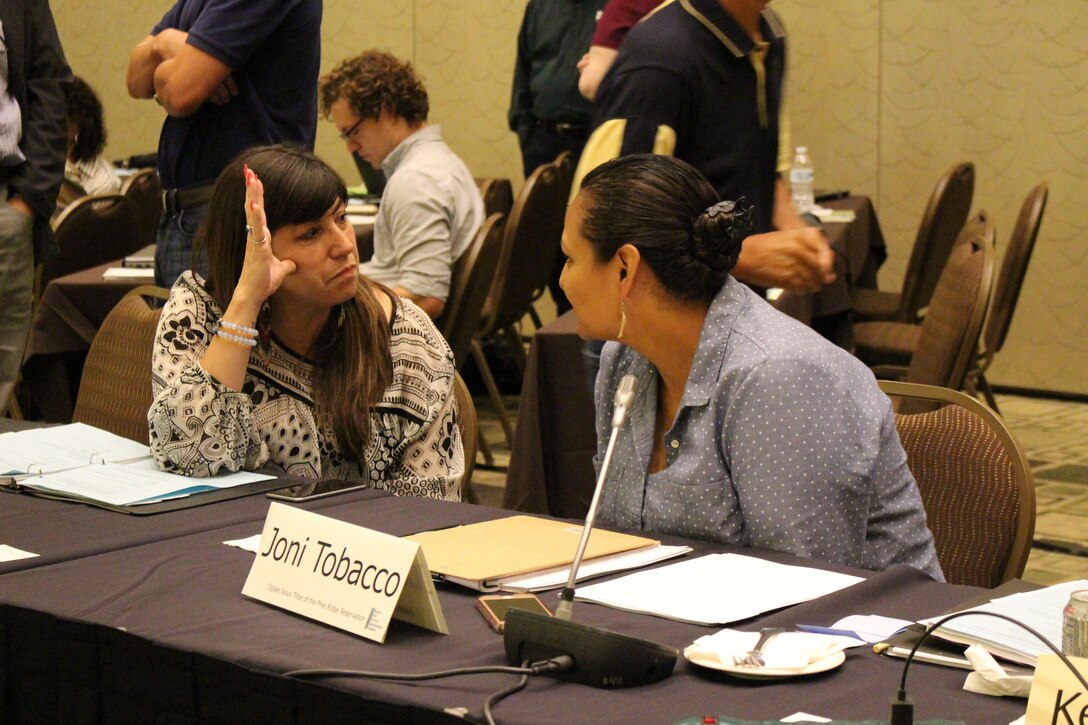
[538,119,590,139]
[162,184,213,214]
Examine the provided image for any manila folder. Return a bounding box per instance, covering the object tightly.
[405,515,657,586]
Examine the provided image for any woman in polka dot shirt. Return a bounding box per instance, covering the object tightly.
[558,154,942,579]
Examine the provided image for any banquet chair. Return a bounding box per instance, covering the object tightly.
[452,371,479,504]
[968,183,1048,413]
[869,222,994,398]
[438,213,506,367]
[120,168,163,250]
[40,193,142,297]
[476,177,514,218]
[878,380,1035,587]
[852,162,975,323]
[854,212,995,370]
[471,159,566,446]
[72,285,169,444]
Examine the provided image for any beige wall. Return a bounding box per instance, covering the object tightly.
[53,0,1088,393]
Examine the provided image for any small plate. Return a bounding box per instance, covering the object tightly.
[683,648,845,679]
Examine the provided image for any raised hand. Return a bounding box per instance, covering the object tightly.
[233,164,297,308]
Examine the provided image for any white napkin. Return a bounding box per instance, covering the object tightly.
[962,643,1033,698]
[686,628,865,670]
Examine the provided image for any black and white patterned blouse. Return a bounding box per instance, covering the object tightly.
[148,272,462,501]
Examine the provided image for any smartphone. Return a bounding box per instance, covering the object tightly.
[475,593,553,634]
[266,478,370,503]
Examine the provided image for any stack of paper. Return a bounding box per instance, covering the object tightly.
[574,553,864,625]
[921,579,1088,666]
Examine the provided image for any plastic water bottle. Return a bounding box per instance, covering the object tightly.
[790,146,815,214]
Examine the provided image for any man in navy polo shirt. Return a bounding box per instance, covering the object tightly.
[126,0,321,288]
[574,0,833,294]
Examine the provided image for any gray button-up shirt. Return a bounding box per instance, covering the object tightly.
[362,125,484,300]
[594,277,943,579]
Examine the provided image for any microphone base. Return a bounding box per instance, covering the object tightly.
[504,609,677,689]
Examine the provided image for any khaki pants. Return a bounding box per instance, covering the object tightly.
[0,191,34,415]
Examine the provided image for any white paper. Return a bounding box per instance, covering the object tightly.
[0,544,39,562]
[102,266,155,279]
[496,545,692,592]
[0,422,150,475]
[831,614,912,643]
[782,714,832,723]
[27,459,274,506]
[224,534,263,553]
[575,553,863,625]
[347,214,377,226]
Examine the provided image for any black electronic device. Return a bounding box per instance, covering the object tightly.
[502,375,678,688]
[266,478,370,503]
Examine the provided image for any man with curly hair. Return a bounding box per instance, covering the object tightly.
[320,50,483,320]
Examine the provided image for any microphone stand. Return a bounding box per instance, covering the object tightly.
[503,375,678,688]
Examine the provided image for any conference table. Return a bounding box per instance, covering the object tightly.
[504,195,886,517]
[20,221,376,423]
[0,488,1024,724]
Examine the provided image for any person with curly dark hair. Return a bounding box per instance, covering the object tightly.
[64,76,120,197]
[320,50,483,320]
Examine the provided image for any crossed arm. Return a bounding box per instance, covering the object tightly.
[126,30,237,117]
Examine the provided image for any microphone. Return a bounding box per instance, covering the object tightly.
[504,374,678,688]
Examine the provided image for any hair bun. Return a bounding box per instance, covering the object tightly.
[690,198,753,271]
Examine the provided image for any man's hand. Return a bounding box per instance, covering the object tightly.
[732,228,836,293]
[392,287,445,319]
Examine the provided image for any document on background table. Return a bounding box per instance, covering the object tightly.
[920,578,1088,666]
[103,266,155,279]
[574,553,864,625]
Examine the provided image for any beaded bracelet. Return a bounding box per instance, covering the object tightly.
[219,319,258,337]
[216,329,257,347]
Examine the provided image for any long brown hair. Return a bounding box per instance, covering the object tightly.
[195,145,393,463]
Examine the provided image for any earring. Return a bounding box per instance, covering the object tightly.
[337,305,346,329]
[617,299,627,339]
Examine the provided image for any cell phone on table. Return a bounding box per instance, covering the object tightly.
[476,593,553,633]
[266,478,369,503]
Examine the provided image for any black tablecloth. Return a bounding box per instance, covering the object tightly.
[0,494,1023,724]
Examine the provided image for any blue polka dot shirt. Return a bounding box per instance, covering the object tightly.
[594,277,944,580]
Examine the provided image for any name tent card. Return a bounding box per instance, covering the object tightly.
[242,503,447,643]
[1026,654,1088,725]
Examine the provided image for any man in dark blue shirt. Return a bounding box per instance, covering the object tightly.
[575,0,833,294]
[126,0,322,287]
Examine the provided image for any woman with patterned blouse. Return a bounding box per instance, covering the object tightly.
[148,145,463,501]
[559,154,941,578]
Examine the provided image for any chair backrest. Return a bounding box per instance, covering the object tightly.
[452,371,477,498]
[72,285,170,444]
[479,160,566,336]
[441,213,506,369]
[897,162,975,322]
[476,177,514,218]
[120,168,164,250]
[981,182,1047,363]
[905,213,994,392]
[42,193,142,292]
[878,380,1035,587]
[552,150,576,204]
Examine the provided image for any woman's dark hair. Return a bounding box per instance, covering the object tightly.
[67,76,107,163]
[196,145,393,464]
[578,154,752,302]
